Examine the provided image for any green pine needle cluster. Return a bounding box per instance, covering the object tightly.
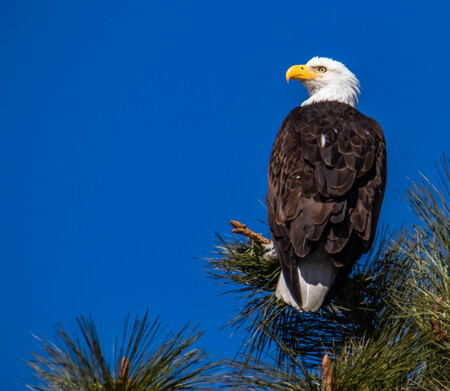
[207,230,394,365]
[27,312,223,390]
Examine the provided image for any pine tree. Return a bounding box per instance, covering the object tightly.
[208,155,450,390]
[27,156,450,390]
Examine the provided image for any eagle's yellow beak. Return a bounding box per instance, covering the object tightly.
[286,65,322,83]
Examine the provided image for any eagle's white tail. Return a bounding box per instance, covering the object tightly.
[276,249,337,312]
[276,270,301,310]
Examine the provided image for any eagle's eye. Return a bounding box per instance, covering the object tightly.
[317,66,327,73]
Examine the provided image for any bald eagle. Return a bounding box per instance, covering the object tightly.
[267,57,386,312]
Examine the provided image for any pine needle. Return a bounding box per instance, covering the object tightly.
[26,311,224,390]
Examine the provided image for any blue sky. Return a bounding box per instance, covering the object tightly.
[1,1,450,388]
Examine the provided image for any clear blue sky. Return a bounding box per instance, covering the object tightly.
[1,1,450,388]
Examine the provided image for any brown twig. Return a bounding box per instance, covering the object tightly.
[230,220,271,245]
[322,354,333,391]
[322,354,341,391]
[117,357,129,384]
[432,297,448,342]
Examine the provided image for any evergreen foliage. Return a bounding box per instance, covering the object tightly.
[26,312,223,390]
[207,232,390,365]
[27,156,450,390]
[208,156,450,390]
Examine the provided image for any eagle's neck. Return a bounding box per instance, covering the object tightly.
[302,83,359,108]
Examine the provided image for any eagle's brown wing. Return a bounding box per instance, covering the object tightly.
[267,101,387,306]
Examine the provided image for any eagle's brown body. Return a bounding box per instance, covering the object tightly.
[268,101,386,310]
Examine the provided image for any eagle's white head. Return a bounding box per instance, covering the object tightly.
[286,57,360,108]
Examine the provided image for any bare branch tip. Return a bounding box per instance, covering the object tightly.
[229,220,272,245]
